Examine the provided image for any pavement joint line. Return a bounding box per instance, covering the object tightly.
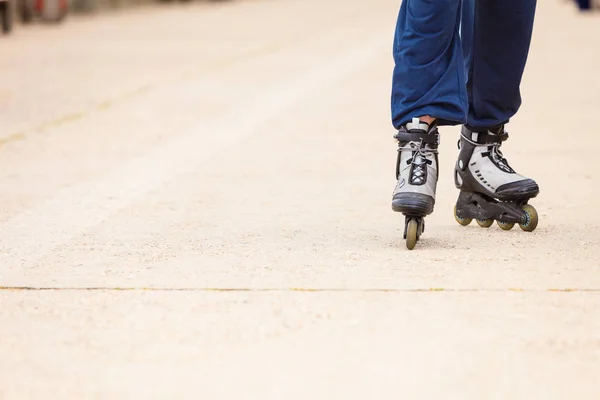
[0,287,599,293]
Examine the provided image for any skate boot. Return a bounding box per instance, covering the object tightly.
[392,118,440,250]
[454,125,539,231]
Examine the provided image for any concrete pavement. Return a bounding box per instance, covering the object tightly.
[1,0,600,398]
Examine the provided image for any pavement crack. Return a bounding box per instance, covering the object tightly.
[0,287,599,293]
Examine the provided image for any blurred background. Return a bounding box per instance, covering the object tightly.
[0,0,231,29]
[1,0,598,35]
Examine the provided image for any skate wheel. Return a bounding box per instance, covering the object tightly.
[519,204,538,232]
[406,219,418,250]
[454,206,472,226]
[476,218,494,228]
[497,220,515,231]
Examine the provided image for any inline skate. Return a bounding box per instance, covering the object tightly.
[454,125,539,231]
[392,118,440,250]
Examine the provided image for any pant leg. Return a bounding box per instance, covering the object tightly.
[576,0,591,10]
[461,0,537,130]
[391,0,467,129]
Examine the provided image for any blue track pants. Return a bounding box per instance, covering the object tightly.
[391,0,537,130]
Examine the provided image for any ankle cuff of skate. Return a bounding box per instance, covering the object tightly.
[461,127,508,145]
[394,131,440,145]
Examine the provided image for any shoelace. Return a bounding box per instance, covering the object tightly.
[488,143,514,173]
[400,142,436,185]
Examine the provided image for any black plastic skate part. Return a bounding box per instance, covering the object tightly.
[394,131,440,146]
[392,193,435,215]
[455,191,529,224]
[461,126,509,145]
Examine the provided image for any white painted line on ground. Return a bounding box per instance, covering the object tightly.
[0,32,389,272]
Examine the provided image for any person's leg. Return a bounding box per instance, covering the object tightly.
[391,0,467,129]
[453,0,540,232]
[576,0,592,10]
[461,0,537,129]
[390,0,466,249]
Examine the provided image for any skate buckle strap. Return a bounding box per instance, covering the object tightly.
[394,131,440,145]
[462,129,509,145]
